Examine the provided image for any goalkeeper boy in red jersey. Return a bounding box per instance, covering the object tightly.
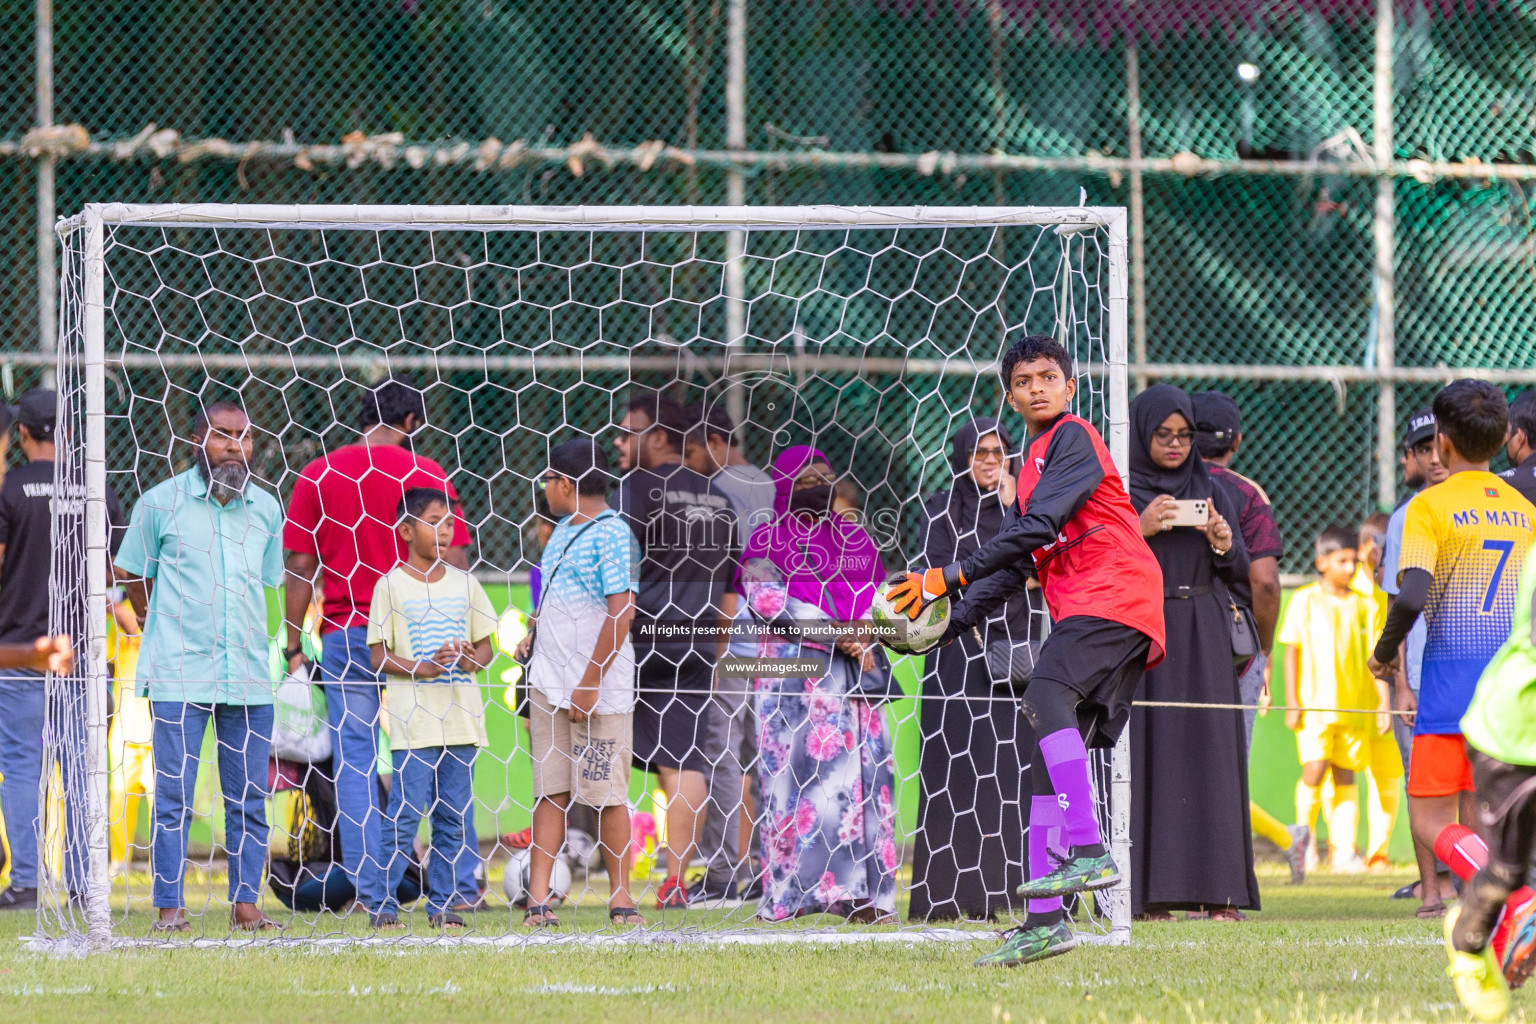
[886,334,1165,968]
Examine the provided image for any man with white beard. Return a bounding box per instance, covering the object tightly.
[116,402,286,932]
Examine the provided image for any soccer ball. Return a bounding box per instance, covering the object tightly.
[870,581,950,655]
[501,847,571,907]
[563,827,602,875]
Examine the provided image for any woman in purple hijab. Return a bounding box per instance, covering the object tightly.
[737,446,898,922]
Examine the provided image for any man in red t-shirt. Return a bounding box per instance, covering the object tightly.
[282,378,471,921]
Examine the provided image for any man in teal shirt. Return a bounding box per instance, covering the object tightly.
[115,402,285,933]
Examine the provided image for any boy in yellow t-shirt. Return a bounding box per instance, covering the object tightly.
[366,487,497,930]
[1280,525,1390,872]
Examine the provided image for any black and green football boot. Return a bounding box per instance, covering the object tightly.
[1015,847,1120,900]
[973,919,1079,967]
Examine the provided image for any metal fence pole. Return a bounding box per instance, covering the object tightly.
[36,0,56,389]
[1373,0,1396,511]
[1126,40,1148,396]
[724,0,748,431]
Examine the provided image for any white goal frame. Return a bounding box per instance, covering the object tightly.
[53,203,1131,949]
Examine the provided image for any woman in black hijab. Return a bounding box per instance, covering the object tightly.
[1127,384,1260,921]
[908,418,1043,922]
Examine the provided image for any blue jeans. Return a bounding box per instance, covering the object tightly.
[1239,653,1269,755]
[320,626,387,911]
[0,671,88,891]
[151,702,273,908]
[383,745,479,915]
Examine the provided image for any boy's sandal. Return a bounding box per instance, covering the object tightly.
[429,911,466,929]
[370,911,405,930]
[150,917,192,934]
[523,904,559,928]
[609,904,646,926]
[232,911,286,932]
[1416,903,1447,919]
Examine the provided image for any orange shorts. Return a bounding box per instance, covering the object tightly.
[1406,733,1475,798]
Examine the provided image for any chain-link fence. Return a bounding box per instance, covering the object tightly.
[4,0,1536,572]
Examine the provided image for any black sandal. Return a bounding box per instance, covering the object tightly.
[523,904,559,928]
[429,910,466,929]
[609,904,646,926]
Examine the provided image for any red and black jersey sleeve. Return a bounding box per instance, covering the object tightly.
[958,419,1104,586]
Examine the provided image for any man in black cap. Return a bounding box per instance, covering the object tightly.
[1381,408,1447,756]
[1378,406,1449,902]
[0,389,126,910]
[1500,390,1536,506]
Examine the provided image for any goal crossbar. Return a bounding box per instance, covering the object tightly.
[59,203,1127,235]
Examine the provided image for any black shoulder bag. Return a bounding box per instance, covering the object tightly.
[1216,577,1261,664]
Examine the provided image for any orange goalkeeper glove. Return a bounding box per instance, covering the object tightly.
[885,565,966,620]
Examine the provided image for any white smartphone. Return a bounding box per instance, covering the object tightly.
[1165,498,1210,528]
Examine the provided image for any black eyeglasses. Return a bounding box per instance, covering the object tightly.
[1153,428,1195,445]
[536,475,568,490]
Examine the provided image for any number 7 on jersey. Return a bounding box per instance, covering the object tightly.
[1482,539,1516,613]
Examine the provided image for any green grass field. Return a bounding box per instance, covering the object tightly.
[0,866,1509,1024]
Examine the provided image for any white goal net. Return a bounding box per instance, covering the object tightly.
[41,203,1128,950]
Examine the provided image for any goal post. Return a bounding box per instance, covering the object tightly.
[48,202,1130,949]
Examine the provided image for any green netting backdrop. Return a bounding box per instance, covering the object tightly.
[5,0,1536,572]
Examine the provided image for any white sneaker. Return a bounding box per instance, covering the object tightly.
[1333,852,1368,874]
[1286,824,1310,884]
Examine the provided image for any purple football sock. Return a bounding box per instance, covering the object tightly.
[1028,795,1065,915]
[1038,727,1103,848]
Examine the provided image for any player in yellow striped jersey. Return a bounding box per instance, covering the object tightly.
[1371,380,1536,918]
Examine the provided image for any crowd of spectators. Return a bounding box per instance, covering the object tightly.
[7,367,1532,931]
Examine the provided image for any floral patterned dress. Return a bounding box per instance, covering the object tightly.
[745,580,899,921]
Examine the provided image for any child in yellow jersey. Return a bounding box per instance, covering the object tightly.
[1280,526,1389,873]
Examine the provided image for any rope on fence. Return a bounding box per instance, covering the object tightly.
[5,125,1533,184]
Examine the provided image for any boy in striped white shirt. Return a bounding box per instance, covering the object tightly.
[367,487,497,929]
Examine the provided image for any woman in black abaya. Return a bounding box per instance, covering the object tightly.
[1127,384,1260,921]
[908,418,1043,922]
